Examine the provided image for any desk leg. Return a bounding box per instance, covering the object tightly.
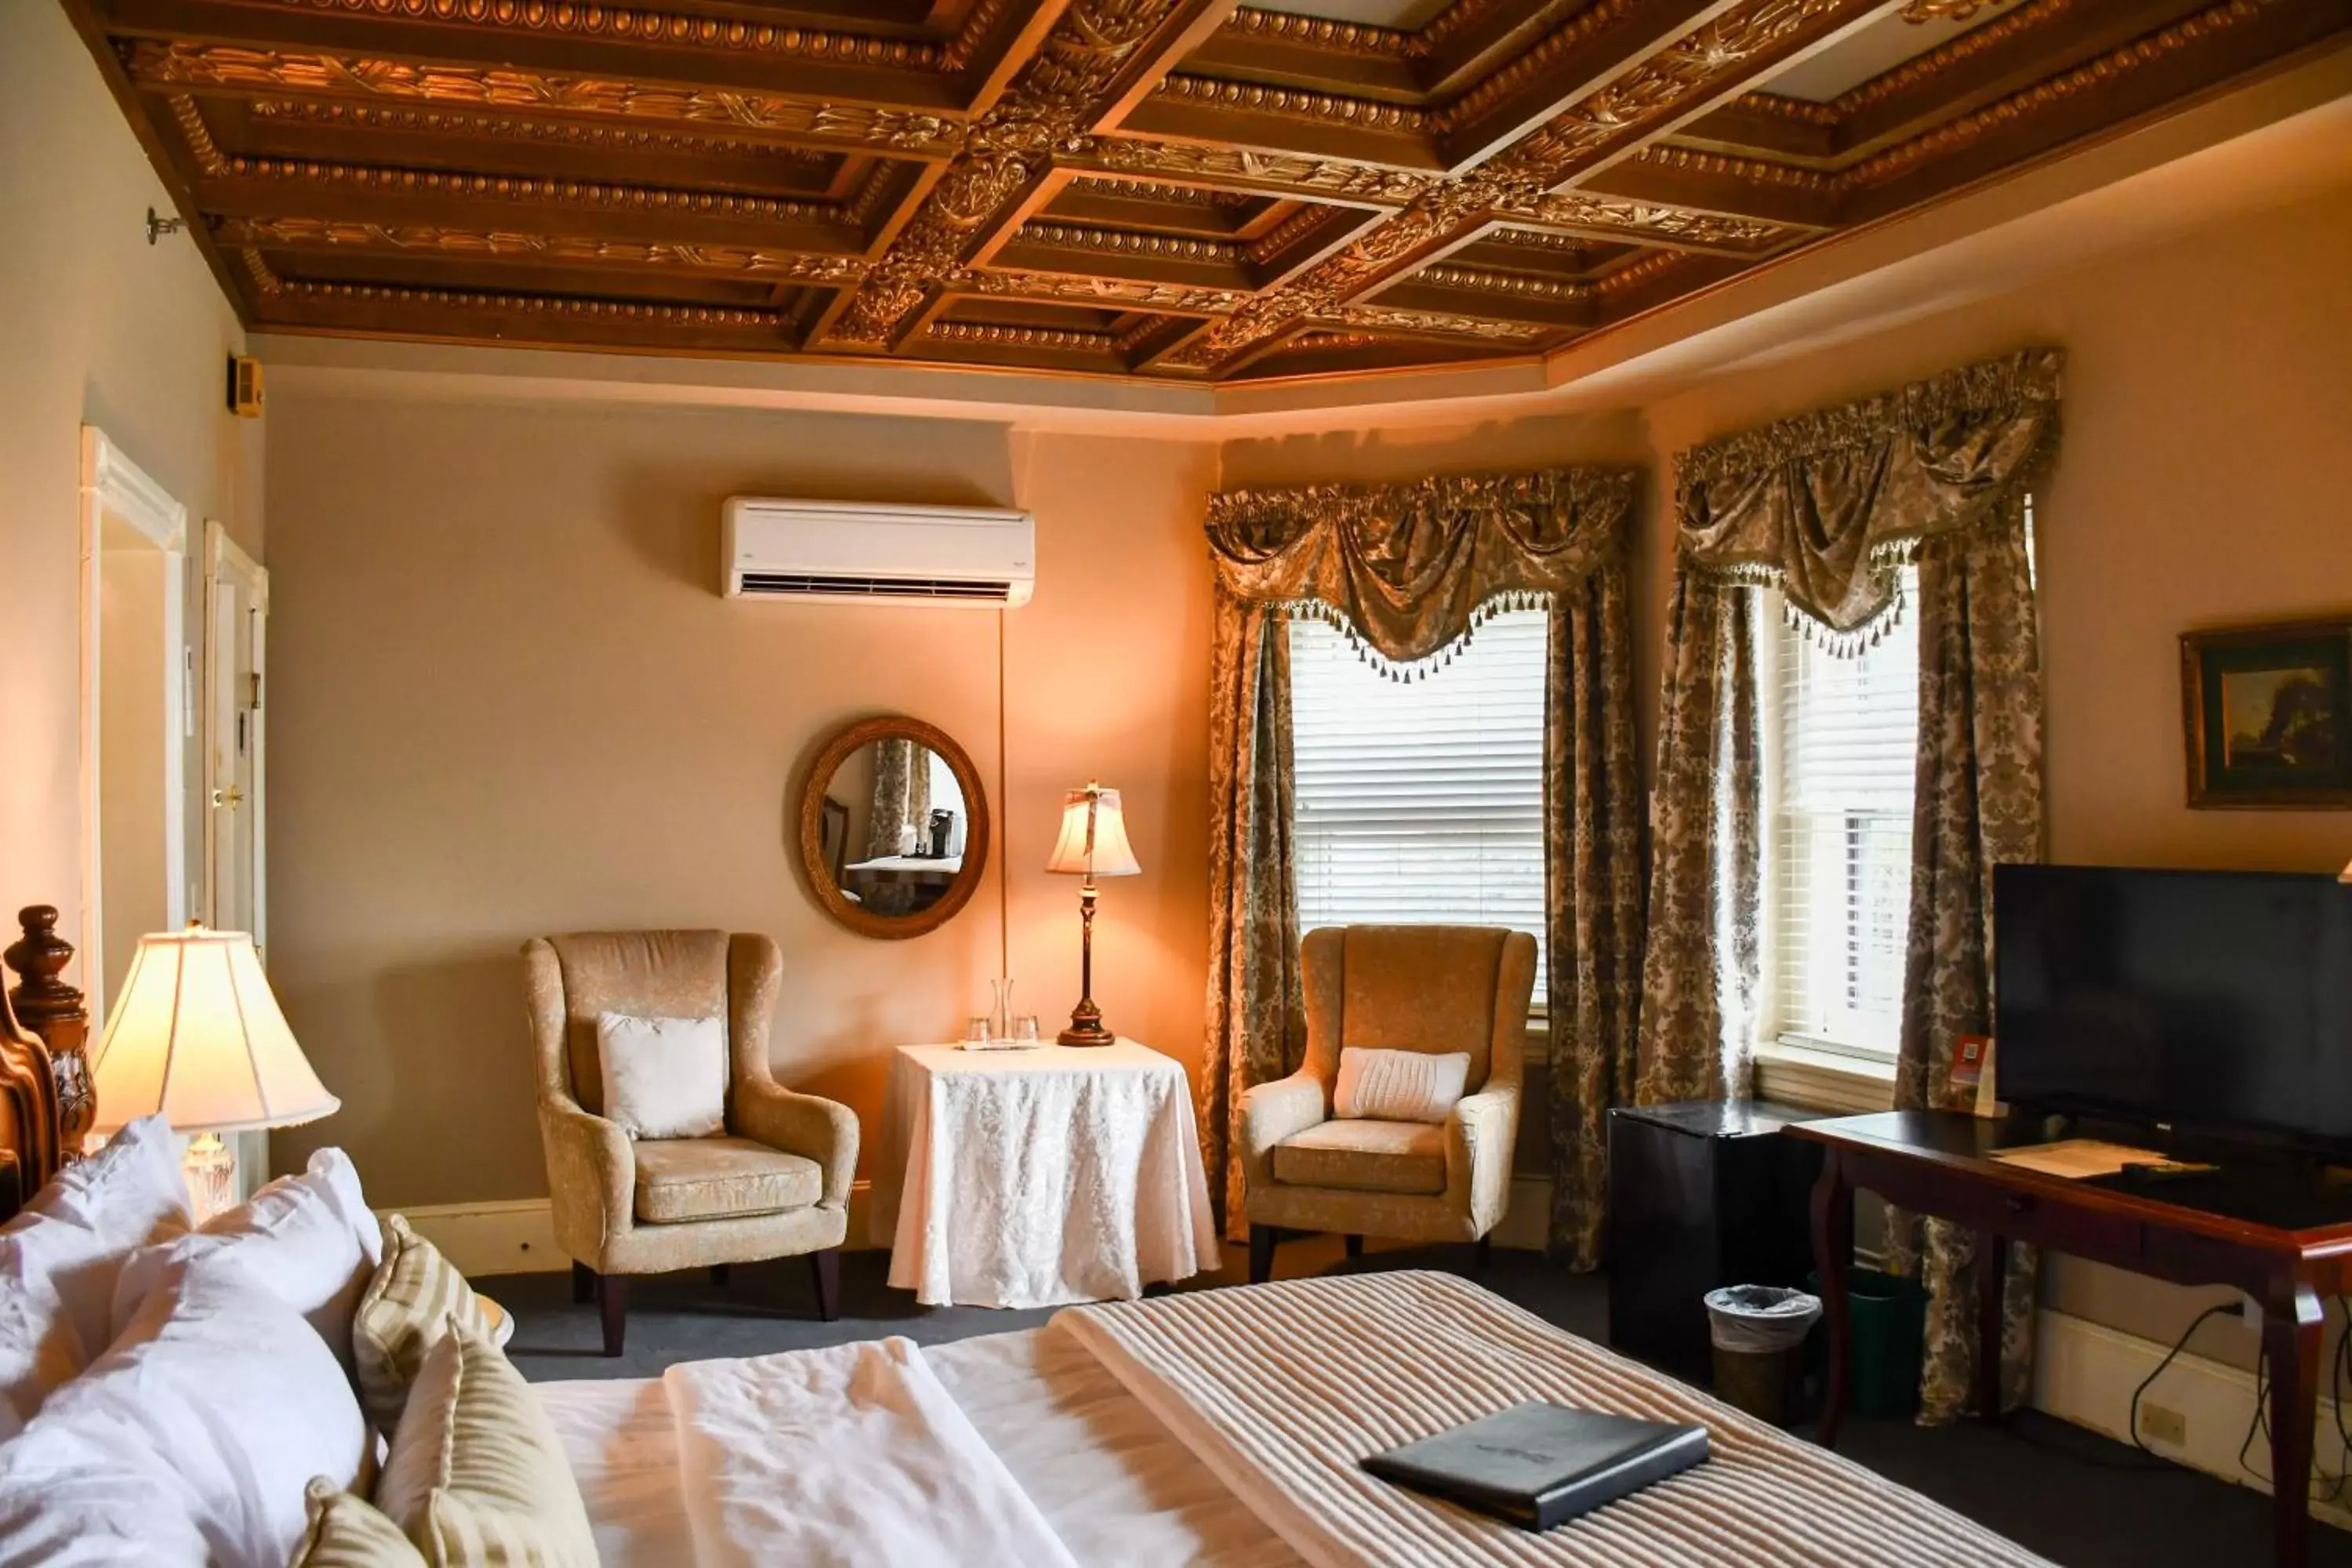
[1974,1232,2005,1424]
[1810,1150,1853,1449]
[2264,1281,2322,1568]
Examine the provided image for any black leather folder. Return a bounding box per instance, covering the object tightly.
[1361,1401,1709,1531]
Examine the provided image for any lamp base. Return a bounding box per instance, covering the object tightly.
[1059,998,1115,1048]
[183,1131,238,1225]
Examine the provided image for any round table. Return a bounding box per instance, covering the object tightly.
[871,1039,1221,1308]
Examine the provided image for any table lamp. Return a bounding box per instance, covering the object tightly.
[1046,782,1140,1047]
[89,924,339,1221]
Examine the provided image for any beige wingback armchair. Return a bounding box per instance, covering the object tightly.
[1242,925,1537,1283]
[524,930,858,1354]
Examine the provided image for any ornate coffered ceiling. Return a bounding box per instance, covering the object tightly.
[66,0,2352,383]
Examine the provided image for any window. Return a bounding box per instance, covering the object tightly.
[1287,608,1547,991]
[1768,569,1919,1058]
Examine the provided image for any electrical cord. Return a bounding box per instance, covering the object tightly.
[2234,1294,2352,1501]
[2129,1303,2238,1459]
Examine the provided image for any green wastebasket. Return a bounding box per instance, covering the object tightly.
[1809,1269,1928,1420]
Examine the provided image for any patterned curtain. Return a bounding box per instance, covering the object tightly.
[863,738,931,858]
[1632,575,1762,1115]
[1668,347,2061,1422]
[1203,467,1642,1253]
[1885,509,2047,1423]
[1203,593,1304,1240]
[1544,557,1647,1269]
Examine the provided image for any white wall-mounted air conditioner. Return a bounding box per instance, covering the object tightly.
[720,497,1034,608]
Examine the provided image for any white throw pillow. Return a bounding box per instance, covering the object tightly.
[1334,1047,1472,1124]
[0,1261,369,1568]
[111,1146,383,1374]
[597,1011,728,1139]
[0,1113,191,1435]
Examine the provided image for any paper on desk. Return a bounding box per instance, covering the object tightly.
[1988,1138,2167,1179]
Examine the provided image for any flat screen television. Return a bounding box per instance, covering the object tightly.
[1993,865,2352,1157]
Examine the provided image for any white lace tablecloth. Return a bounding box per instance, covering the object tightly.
[873,1040,1222,1308]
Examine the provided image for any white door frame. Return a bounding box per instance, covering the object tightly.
[202,519,267,955]
[79,426,191,1022]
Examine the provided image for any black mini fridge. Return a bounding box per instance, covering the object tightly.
[1605,1100,1830,1380]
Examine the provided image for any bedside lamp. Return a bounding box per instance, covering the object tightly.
[90,925,339,1221]
[1046,783,1140,1047]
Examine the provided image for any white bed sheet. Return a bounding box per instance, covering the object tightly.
[533,1324,1296,1568]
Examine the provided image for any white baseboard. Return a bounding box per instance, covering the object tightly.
[2032,1307,2352,1534]
[383,1199,565,1277]
[387,1181,880,1279]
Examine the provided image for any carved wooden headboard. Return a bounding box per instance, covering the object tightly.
[0,906,94,1223]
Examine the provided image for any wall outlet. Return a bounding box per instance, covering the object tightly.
[2141,1403,2189,1447]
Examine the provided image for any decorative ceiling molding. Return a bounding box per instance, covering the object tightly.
[77,0,2348,384]
[213,216,872,281]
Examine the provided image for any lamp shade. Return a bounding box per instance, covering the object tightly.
[1046,785,1141,878]
[2342,857,2351,884]
[91,927,339,1135]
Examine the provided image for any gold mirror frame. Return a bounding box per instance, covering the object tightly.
[796,715,990,942]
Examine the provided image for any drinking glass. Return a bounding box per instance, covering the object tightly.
[1014,1015,1040,1046]
[964,1015,992,1049]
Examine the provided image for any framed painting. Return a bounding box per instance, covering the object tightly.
[2180,616,2352,808]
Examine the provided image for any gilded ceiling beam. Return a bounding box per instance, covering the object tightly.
[1154,0,1896,374]
[121,41,971,161]
[102,0,961,109]
[815,0,1242,351]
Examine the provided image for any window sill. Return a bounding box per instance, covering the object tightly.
[1751,1040,1897,1116]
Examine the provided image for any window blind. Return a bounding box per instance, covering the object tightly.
[1772,570,1920,1058]
[1288,608,1548,991]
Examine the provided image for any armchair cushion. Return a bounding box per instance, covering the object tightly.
[597,1012,726,1140]
[1271,1120,1446,1196]
[1334,1047,1469,1124]
[633,1138,820,1225]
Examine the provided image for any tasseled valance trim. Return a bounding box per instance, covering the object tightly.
[1287,590,1553,683]
[1700,535,1923,656]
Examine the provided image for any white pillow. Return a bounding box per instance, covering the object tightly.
[0,1113,191,1435]
[1334,1047,1472,1124]
[0,1261,369,1568]
[597,1011,727,1139]
[111,1146,383,1374]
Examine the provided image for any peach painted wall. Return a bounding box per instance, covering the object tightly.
[0,3,261,946]
[261,394,1214,1207]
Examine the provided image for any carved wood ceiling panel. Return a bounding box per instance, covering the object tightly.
[65,0,2352,383]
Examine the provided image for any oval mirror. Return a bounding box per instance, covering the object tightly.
[797,716,990,941]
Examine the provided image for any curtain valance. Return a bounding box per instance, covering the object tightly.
[1206,467,1638,666]
[1675,347,2061,635]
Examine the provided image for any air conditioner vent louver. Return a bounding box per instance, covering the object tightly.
[720,497,1033,609]
[739,573,1014,602]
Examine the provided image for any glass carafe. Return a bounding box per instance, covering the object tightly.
[989,977,1014,1044]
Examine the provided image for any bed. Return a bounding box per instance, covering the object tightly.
[0,960,2052,1567]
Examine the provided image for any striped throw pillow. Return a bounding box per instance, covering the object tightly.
[353,1215,496,1433]
[375,1323,597,1568]
[1333,1047,1472,1124]
[292,1478,427,1567]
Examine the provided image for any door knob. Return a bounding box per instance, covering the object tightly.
[211,786,245,808]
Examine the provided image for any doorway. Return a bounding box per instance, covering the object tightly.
[80,426,191,1025]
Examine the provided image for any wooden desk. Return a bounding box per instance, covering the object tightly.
[1789,1111,2352,1568]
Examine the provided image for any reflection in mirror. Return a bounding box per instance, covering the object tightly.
[824,739,969,918]
[798,717,989,941]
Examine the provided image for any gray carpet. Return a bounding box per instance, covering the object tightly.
[482,1243,2350,1568]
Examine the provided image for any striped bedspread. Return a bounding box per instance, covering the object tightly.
[1054,1271,2052,1568]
